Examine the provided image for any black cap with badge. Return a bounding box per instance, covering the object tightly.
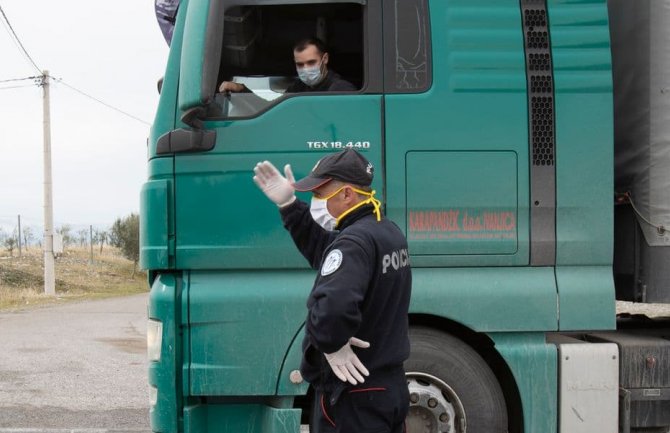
[293,149,374,192]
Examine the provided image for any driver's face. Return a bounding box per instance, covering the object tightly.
[294,45,328,69]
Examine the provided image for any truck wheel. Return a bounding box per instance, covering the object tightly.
[405,327,508,433]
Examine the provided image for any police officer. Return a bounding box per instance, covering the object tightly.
[253,149,411,433]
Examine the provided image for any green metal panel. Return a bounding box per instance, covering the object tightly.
[188,270,313,395]
[548,0,613,266]
[276,325,310,396]
[147,157,174,184]
[181,272,191,399]
[556,266,615,330]
[184,404,301,433]
[143,3,621,433]
[178,0,210,110]
[141,179,170,269]
[490,332,558,433]
[406,151,518,256]
[148,274,183,433]
[411,267,557,332]
[278,272,559,399]
[174,95,383,270]
[143,1,183,269]
[385,0,530,267]
[148,0,185,157]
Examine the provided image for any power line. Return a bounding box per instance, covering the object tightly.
[0,73,151,125]
[0,3,41,74]
[0,14,29,68]
[0,75,151,125]
[0,3,149,128]
[0,74,149,125]
[0,75,40,84]
[0,83,36,90]
[52,77,151,126]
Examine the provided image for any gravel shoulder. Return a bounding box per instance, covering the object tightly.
[0,294,149,428]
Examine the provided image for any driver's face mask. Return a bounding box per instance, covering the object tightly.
[297,64,323,86]
[297,55,327,87]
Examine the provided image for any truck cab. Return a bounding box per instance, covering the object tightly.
[143,1,670,432]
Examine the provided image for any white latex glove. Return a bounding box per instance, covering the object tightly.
[252,161,296,207]
[324,337,371,385]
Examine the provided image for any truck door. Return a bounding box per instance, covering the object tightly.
[163,0,385,399]
[171,0,383,271]
[383,0,530,267]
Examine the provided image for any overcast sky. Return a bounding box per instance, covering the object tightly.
[0,1,168,236]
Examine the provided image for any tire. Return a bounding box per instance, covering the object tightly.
[404,327,508,433]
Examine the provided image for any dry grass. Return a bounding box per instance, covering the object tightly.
[0,245,147,310]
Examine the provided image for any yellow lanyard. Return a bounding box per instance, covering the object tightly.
[335,188,382,225]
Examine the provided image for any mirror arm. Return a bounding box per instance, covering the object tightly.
[181,106,208,129]
[155,127,216,155]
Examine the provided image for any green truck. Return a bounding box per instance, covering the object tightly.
[142,0,670,432]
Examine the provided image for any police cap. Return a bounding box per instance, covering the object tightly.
[293,149,374,192]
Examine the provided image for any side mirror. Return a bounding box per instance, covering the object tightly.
[178,0,224,123]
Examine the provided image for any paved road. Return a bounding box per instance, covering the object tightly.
[2,296,666,433]
[0,294,150,431]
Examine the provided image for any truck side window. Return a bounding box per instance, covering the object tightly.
[208,3,364,119]
[383,0,431,93]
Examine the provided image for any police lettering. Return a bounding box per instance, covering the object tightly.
[382,248,409,274]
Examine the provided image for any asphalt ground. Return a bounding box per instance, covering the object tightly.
[1,294,668,433]
[0,294,149,430]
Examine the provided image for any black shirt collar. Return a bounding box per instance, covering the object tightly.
[311,70,336,91]
[336,203,378,230]
[292,70,341,92]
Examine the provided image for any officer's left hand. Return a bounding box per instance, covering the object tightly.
[324,337,371,385]
[252,161,296,207]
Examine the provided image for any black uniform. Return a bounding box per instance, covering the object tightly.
[280,199,411,433]
[286,70,356,93]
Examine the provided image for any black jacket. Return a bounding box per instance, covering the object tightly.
[280,199,411,390]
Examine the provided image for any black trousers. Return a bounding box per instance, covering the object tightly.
[310,368,408,433]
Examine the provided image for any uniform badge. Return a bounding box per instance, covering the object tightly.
[321,249,343,276]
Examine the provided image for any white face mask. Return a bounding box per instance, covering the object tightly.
[297,61,325,87]
[310,197,337,231]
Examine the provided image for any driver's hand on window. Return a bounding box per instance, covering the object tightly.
[218,81,247,93]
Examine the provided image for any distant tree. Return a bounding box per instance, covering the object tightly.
[22,226,34,250]
[0,228,6,244]
[56,224,74,247]
[4,230,17,257]
[110,214,139,275]
[77,229,88,247]
[94,228,107,253]
[108,223,121,248]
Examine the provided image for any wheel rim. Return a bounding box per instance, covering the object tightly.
[405,371,467,433]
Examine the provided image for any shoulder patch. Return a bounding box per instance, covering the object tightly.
[321,249,343,276]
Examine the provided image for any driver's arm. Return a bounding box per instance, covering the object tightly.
[218,81,252,93]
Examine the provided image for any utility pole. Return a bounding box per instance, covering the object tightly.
[17,214,22,257]
[42,71,55,296]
